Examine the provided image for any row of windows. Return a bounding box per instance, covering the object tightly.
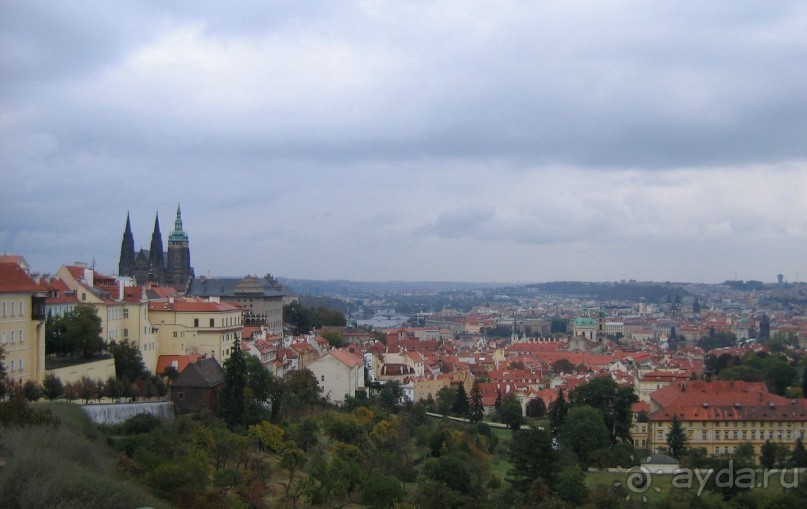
[1,300,25,318]
[1,329,24,344]
[107,308,130,321]
[1,358,24,372]
[659,429,805,441]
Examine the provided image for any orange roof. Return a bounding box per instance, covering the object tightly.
[0,263,45,293]
[156,354,202,374]
[329,349,364,368]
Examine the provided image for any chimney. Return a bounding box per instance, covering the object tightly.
[119,280,124,301]
[84,268,94,287]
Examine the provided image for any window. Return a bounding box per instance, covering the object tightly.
[123,328,128,337]
[123,309,129,318]
[173,332,177,338]
[177,392,185,400]
[19,300,23,316]
[10,360,14,371]
[19,330,23,343]
[321,375,325,381]
[10,331,15,344]
[194,318,199,327]
[2,302,5,317]
[10,301,15,316]
[1,331,6,344]
[210,318,215,327]
[82,293,86,301]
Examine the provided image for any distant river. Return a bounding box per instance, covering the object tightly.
[356,312,410,329]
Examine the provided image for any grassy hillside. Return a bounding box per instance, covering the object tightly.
[0,401,172,509]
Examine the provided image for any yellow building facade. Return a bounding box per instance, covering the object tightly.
[0,262,47,384]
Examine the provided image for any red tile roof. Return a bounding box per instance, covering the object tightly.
[329,349,364,368]
[156,354,202,374]
[0,263,45,293]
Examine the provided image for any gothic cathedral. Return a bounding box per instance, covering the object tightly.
[118,205,194,291]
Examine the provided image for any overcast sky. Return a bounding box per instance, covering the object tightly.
[3,1,807,284]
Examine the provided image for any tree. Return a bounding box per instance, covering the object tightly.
[761,440,777,469]
[666,415,688,458]
[378,381,403,411]
[761,355,797,396]
[63,303,106,358]
[248,421,285,453]
[42,373,64,400]
[453,382,469,417]
[109,338,149,382]
[468,380,485,423]
[507,428,556,493]
[435,386,456,416]
[220,337,248,429]
[552,358,575,374]
[525,397,547,418]
[499,401,524,431]
[321,330,345,348]
[789,437,807,468]
[569,376,638,444]
[559,405,610,466]
[245,355,272,405]
[281,368,321,418]
[548,389,568,438]
[360,473,405,509]
[0,345,6,398]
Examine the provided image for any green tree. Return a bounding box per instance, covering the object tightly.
[281,368,321,418]
[435,386,456,416]
[468,380,485,423]
[569,377,638,445]
[554,466,588,505]
[559,405,610,466]
[548,389,568,438]
[361,473,405,509]
[109,338,149,382]
[0,345,6,398]
[321,330,345,348]
[507,427,556,493]
[378,381,403,411]
[64,303,106,358]
[453,382,469,417]
[220,337,247,429]
[761,355,797,395]
[666,415,688,458]
[525,397,547,418]
[500,401,524,431]
[789,437,807,467]
[761,439,788,468]
[42,373,63,400]
[245,354,272,405]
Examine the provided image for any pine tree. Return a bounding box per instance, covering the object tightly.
[548,389,568,438]
[453,382,469,417]
[790,437,807,468]
[220,338,247,429]
[666,415,688,458]
[468,380,485,423]
[494,388,503,412]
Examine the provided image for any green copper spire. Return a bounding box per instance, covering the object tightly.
[169,203,189,242]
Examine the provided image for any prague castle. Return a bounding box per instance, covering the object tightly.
[118,205,194,291]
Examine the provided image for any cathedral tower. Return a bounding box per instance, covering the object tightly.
[165,204,193,290]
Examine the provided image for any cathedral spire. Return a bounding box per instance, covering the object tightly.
[149,212,165,275]
[169,203,189,242]
[118,212,135,276]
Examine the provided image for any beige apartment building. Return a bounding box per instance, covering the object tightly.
[647,380,807,462]
[55,264,159,372]
[149,298,243,362]
[0,261,47,384]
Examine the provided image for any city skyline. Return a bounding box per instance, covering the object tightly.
[3,2,807,283]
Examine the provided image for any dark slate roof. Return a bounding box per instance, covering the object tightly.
[173,357,226,388]
[187,275,285,298]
